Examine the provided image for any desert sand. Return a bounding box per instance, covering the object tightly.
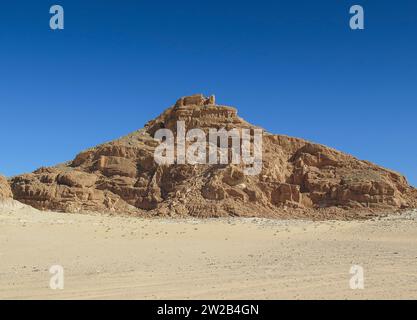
[1,200,416,300]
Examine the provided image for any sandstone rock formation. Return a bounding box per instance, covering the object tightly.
[8,94,417,219]
[0,175,12,199]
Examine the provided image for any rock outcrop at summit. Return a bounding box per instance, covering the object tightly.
[8,94,417,219]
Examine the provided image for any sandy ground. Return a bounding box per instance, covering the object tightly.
[0,200,416,300]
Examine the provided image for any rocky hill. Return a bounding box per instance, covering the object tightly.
[6,94,417,219]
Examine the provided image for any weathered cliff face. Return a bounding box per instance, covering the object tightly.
[8,94,417,219]
[0,175,12,199]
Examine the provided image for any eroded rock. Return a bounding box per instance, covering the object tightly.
[0,175,12,199]
[8,94,417,218]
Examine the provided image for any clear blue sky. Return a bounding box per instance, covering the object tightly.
[1,0,416,186]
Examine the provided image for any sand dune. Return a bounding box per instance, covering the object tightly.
[1,202,416,299]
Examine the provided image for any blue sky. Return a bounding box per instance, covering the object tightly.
[0,0,416,186]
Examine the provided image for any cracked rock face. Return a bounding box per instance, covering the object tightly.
[7,94,417,219]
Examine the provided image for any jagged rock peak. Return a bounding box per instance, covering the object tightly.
[145,94,251,135]
[174,94,216,107]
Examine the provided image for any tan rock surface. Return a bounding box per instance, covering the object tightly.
[0,175,12,199]
[9,94,417,219]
